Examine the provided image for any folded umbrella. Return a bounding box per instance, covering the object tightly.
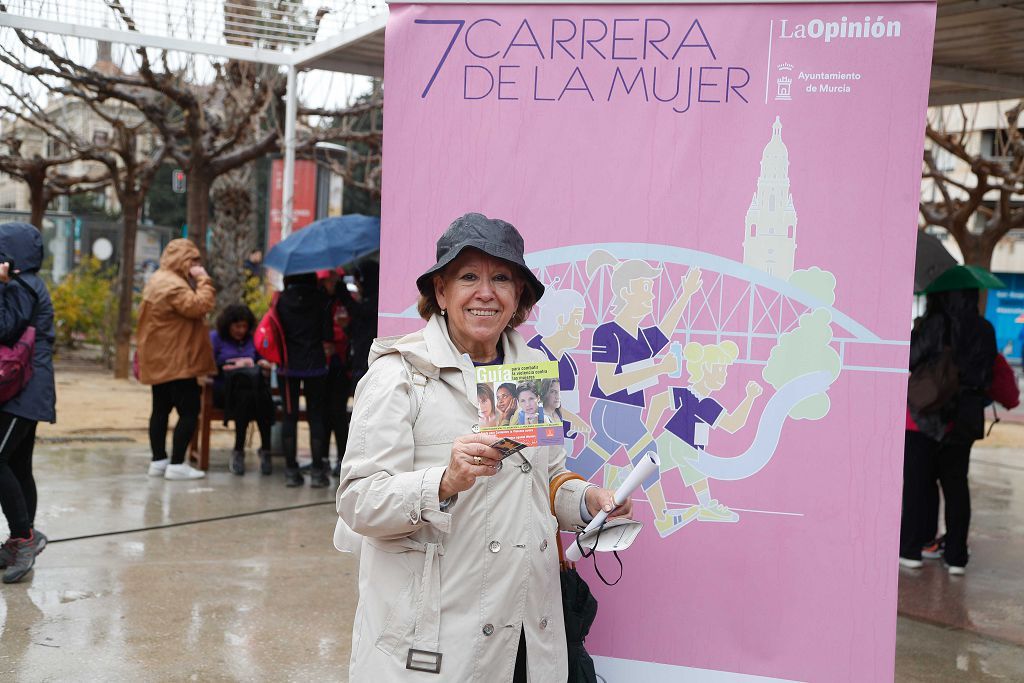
[265,214,380,275]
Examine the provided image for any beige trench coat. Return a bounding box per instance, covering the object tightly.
[337,314,591,682]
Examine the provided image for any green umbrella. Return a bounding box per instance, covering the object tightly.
[920,264,1006,294]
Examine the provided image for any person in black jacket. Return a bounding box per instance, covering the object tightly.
[277,273,333,487]
[901,288,996,574]
[0,222,56,583]
[337,259,378,388]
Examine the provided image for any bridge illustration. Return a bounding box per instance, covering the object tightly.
[382,242,909,375]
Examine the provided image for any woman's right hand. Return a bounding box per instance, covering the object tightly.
[439,434,503,501]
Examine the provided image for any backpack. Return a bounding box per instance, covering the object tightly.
[253,294,287,366]
[333,349,432,557]
[908,316,959,415]
[0,276,39,403]
[908,346,959,414]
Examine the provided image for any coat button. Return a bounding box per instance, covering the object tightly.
[471,423,481,433]
[520,462,532,474]
[482,624,494,636]
[539,618,548,630]
[540,539,548,551]
[488,540,501,553]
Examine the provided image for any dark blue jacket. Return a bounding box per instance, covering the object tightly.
[0,222,56,423]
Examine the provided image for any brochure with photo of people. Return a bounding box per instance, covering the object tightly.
[476,361,564,448]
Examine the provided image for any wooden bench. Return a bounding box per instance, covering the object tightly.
[189,378,306,471]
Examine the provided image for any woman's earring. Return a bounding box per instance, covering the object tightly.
[441,308,446,317]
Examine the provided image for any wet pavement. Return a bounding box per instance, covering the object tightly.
[2,443,1023,681]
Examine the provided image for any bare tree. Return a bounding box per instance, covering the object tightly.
[0,42,167,377]
[921,101,1024,268]
[132,57,284,253]
[0,134,108,228]
[209,163,257,312]
[299,94,384,200]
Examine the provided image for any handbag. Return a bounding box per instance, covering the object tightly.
[988,353,1019,410]
[549,472,599,683]
[0,275,39,403]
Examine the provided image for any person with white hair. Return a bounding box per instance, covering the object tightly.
[527,287,590,453]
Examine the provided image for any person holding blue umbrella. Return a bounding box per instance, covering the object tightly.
[277,272,333,488]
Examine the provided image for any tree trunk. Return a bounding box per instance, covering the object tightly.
[28,178,46,230]
[186,169,212,258]
[114,198,140,379]
[209,164,257,314]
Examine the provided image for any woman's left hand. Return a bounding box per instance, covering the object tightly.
[584,486,632,520]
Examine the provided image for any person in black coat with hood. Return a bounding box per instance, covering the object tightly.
[901,288,996,574]
[277,272,333,487]
[0,222,56,583]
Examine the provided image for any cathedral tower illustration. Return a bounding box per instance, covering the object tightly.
[743,116,798,279]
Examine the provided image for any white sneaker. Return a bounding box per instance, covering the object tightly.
[148,458,169,476]
[164,463,206,480]
[899,557,923,569]
[946,564,966,576]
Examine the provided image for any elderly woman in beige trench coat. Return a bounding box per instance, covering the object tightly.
[337,213,631,682]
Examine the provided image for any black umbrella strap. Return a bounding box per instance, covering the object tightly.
[573,522,624,587]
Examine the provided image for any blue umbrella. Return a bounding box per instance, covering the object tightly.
[265,214,380,275]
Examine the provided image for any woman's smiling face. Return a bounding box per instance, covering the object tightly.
[435,249,523,358]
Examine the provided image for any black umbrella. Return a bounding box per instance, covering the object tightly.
[551,472,599,683]
[561,566,599,682]
[914,230,958,293]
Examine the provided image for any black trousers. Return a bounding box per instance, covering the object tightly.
[900,430,973,566]
[324,358,352,463]
[281,375,328,470]
[149,379,201,465]
[213,384,273,452]
[0,412,38,538]
[512,627,527,683]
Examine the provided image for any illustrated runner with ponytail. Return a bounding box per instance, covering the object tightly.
[573,249,702,537]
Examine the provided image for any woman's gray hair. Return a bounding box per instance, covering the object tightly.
[534,288,585,337]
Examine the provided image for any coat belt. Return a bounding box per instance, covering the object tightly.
[372,536,445,673]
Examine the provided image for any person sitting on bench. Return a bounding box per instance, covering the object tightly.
[210,305,274,476]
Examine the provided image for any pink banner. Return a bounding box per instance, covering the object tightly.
[380,2,935,680]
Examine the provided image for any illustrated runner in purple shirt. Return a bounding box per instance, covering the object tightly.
[664,387,725,446]
[572,249,703,538]
[647,340,763,528]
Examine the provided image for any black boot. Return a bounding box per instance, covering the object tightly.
[230,450,245,476]
[258,449,273,476]
[310,464,330,488]
[284,467,304,487]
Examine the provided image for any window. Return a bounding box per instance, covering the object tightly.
[979,129,1011,161]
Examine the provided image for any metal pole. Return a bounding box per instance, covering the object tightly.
[282,65,298,239]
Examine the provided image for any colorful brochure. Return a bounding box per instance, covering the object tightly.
[475,361,564,448]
